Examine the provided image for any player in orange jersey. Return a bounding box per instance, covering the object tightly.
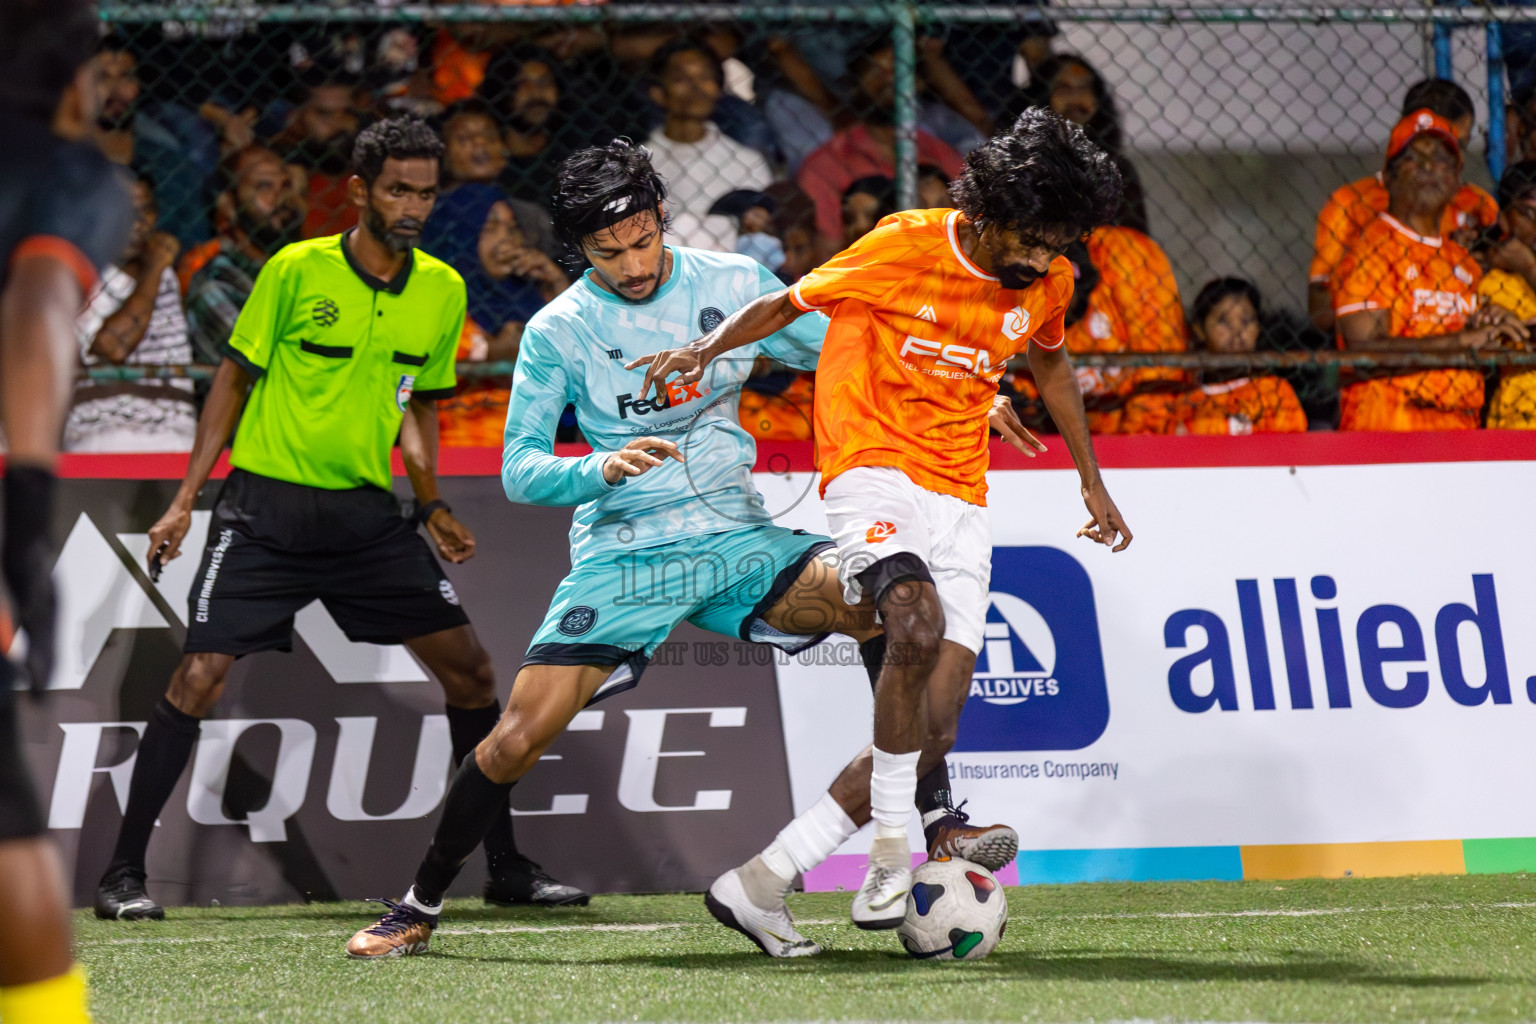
[632,109,1131,937]
[1332,110,1528,431]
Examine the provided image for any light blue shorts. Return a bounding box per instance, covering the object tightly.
[523,524,835,705]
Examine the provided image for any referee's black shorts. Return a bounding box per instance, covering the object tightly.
[183,469,470,656]
[0,663,46,842]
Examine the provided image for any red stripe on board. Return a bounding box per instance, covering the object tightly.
[40,432,1536,481]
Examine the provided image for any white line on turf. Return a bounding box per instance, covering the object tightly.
[76,901,1536,947]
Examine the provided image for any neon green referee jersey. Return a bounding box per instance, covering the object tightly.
[224,232,466,490]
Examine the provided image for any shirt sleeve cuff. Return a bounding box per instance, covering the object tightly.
[587,451,623,491]
[789,279,823,312]
[411,386,456,402]
[222,342,266,379]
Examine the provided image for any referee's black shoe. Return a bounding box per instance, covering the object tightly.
[484,855,590,907]
[94,866,165,921]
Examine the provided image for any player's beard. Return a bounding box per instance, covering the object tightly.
[996,263,1044,290]
[365,203,423,255]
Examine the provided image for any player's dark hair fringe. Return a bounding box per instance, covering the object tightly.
[351,117,445,184]
[551,139,672,257]
[0,0,98,120]
[951,108,1124,238]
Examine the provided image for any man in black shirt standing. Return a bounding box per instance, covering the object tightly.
[0,1,134,1019]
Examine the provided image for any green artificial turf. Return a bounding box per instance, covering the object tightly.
[75,873,1536,1023]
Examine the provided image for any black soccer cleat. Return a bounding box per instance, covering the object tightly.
[484,856,590,907]
[94,866,165,921]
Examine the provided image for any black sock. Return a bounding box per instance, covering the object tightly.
[858,635,887,689]
[108,699,201,877]
[917,761,957,847]
[445,702,519,877]
[413,753,514,905]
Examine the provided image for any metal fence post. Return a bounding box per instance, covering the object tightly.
[891,1,919,211]
[1434,21,1455,80]
[1490,19,1508,183]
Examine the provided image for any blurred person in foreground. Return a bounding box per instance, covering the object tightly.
[421,183,569,446]
[1118,278,1307,435]
[68,171,197,453]
[1332,109,1526,431]
[0,0,134,1018]
[1310,79,1496,331]
[182,145,308,363]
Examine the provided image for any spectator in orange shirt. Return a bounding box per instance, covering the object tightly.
[1120,278,1307,435]
[1309,79,1496,331]
[1333,110,1528,431]
[267,69,362,239]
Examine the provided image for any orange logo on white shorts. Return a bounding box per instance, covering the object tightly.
[866,521,898,543]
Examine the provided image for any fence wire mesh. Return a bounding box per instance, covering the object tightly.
[70,3,1536,451]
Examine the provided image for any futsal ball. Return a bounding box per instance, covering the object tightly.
[897,857,1008,961]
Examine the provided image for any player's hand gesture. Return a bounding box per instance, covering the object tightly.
[988,395,1048,457]
[426,509,476,564]
[1077,479,1133,552]
[146,504,194,575]
[603,436,685,484]
[625,345,707,403]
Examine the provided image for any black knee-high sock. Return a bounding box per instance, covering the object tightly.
[413,754,514,905]
[108,699,201,876]
[859,634,953,838]
[445,702,519,877]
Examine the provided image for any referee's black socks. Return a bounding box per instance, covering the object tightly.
[413,753,513,905]
[444,701,520,877]
[857,633,956,847]
[107,698,201,877]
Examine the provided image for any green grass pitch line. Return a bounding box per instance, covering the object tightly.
[75,874,1536,1023]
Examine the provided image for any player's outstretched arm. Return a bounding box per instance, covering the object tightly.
[401,396,475,564]
[1027,342,1133,553]
[147,357,251,570]
[625,288,804,402]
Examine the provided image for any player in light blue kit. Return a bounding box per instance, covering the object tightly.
[347,141,1017,961]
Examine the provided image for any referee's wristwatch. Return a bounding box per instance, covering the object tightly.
[417,499,452,525]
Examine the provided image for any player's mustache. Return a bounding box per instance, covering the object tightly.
[391,218,425,235]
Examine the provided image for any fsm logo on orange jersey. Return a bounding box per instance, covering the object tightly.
[865,521,898,543]
[898,335,1000,379]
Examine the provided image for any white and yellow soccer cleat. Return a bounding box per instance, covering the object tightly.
[705,868,821,958]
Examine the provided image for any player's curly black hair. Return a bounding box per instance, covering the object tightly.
[351,117,445,185]
[0,0,98,120]
[951,108,1124,239]
[550,139,671,255]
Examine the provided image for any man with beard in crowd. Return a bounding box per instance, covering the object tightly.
[269,70,362,238]
[184,145,309,364]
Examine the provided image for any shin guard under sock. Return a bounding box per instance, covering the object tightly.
[108,699,201,875]
[445,702,519,877]
[413,754,513,904]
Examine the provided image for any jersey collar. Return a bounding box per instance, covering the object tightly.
[340,230,414,294]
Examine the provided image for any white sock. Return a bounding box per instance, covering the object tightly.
[403,886,442,916]
[870,747,920,840]
[760,792,860,882]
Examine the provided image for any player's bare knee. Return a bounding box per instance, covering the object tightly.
[167,655,228,717]
[441,652,496,708]
[479,725,535,784]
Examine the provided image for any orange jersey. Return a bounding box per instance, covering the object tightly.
[438,318,511,447]
[791,208,1071,506]
[740,373,816,441]
[1119,376,1308,435]
[1310,175,1496,284]
[1332,213,1485,430]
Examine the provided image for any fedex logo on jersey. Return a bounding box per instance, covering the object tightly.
[616,378,711,419]
[898,335,1004,382]
[953,546,1110,752]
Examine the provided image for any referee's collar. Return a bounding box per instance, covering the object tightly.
[340,230,413,294]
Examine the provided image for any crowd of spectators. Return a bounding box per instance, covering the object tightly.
[66,14,1536,455]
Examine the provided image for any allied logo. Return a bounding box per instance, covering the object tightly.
[955,546,1110,752]
[558,606,599,637]
[438,579,460,606]
[865,521,898,544]
[396,374,415,412]
[916,304,937,323]
[312,298,340,328]
[699,307,725,332]
[1001,305,1031,341]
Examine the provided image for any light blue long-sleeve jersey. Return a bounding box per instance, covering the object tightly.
[501,246,828,566]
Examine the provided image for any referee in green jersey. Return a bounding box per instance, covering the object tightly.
[94,118,586,920]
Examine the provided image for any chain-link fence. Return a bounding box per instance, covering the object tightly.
[72,3,1536,451]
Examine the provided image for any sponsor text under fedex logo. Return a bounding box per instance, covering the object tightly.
[1165,573,1522,712]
